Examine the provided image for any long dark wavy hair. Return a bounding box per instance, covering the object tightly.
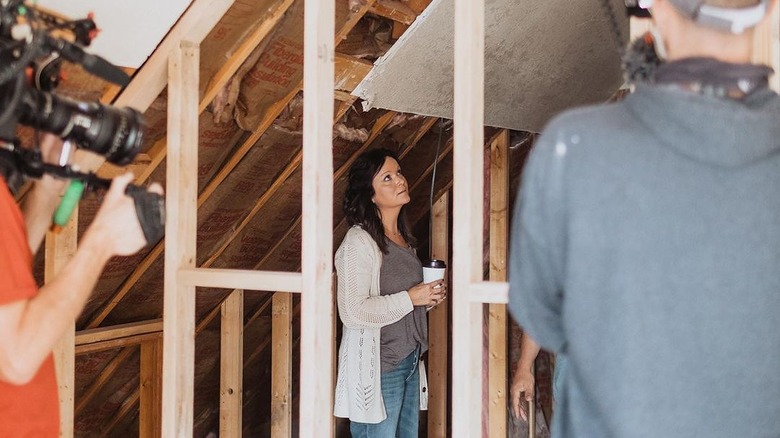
[343,148,416,254]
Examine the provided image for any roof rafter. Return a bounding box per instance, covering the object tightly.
[85,54,371,329]
[198,110,397,269]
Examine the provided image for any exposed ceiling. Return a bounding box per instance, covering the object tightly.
[21,0,620,435]
[353,0,628,132]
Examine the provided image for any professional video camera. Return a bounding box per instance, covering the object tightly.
[0,1,164,245]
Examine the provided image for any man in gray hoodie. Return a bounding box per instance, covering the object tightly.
[508,0,780,436]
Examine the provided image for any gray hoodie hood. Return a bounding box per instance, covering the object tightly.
[624,83,780,168]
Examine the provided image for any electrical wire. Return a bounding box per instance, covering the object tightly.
[428,118,444,260]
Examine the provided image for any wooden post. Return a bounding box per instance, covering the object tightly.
[428,193,450,438]
[488,130,509,437]
[219,290,244,437]
[271,292,292,438]
[452,0,485,436]
[46,209,77,438]
[300,0,335,434]
[140,339,163,438]
[331,275,338,438]
[162,40,199,437]
[752,3,780,91]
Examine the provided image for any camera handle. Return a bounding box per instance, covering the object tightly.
[0,142,164,246]
[47,169,165,247]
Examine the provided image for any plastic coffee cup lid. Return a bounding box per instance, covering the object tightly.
[423,259,446,269]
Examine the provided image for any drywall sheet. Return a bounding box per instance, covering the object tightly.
[353,0,628,133]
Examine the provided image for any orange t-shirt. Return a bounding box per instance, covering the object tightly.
[0,178,59,437]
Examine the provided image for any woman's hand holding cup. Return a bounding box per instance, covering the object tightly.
[408,280,446,307]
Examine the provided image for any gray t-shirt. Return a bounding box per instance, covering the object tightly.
[379,240,426,373]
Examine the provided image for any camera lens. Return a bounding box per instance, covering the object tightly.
[19,88,144,165]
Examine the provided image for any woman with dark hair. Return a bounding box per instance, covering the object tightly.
[333,148,446,437]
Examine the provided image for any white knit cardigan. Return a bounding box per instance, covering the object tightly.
[333,226,428,423]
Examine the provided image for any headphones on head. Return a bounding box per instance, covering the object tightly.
[626,0,770,34]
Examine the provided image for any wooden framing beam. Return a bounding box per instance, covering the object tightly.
[428,192,450,438]
[140,338,163,438]
[75,348,136,417]
[178,268,303,292]
[752,4,780,91]
[404,0,433,14]
[334,53,374,92]
[452,0,485,436]
[83,295,273,435]
[102,390,141,436]
[242,299,278,369]
[300,0,335,433]
[405,117,439,152]
[161,40,200,437]
[408,137,453,193]
[369,0,417,25]
[99,67,138,104]
[271,292,293,437]
[488,130,509,437]
[75,332,162,355]
[334,90,356,102]
[46,207,78,438]
[220,290,244,437]
[469,281,509,304]
[76,319,163,346]
[76,311,211,419]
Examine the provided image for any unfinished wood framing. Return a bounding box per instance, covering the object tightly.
[75,332,163,355]
[452,0,485,436]
[161,40,200,437]
[75,319,163,347]
[220,290,244,437]
[87,52,373,330]
[113,0,236,111]
[140,339,163,438]
[428,193,450,438]
[271,292,293,437]
[470,282,509,304]
[133,0,295,185]
[46,210,78,438]
[45,1,778,434]
[488,129,509,437]
[299,0,336,434]
[178,268,303,292]
[78,0,237,173]
[753,5,780,91]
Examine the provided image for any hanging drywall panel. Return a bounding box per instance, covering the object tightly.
[353,0,628,133]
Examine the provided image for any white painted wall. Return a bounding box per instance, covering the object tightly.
[35,0,191,68]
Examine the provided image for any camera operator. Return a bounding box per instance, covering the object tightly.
[0,133,162,436]
[509,0,780,437]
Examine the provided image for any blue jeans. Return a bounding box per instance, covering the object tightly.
[552,354,568,402]
[350,347,420,438]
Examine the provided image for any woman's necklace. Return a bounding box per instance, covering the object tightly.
[385,229,406,246]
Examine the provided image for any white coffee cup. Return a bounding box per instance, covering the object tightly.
[422,259,446,284]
